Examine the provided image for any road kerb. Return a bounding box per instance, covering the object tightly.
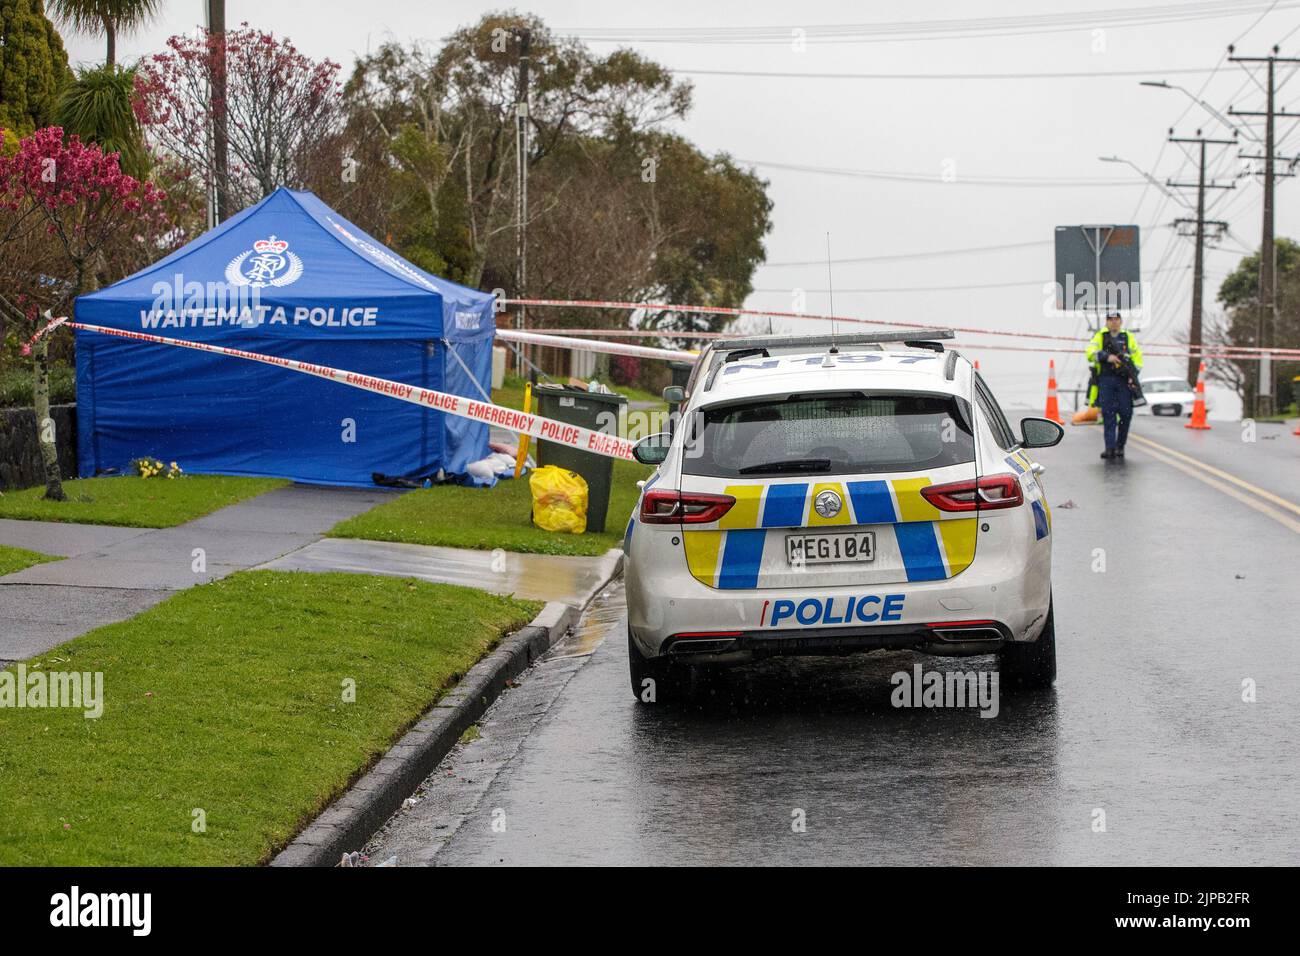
[269,549,624,867]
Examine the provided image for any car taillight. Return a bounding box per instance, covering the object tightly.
[640,489,736,524]
[920,474,1023,512]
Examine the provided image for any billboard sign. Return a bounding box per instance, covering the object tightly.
[1054,225,1140,313]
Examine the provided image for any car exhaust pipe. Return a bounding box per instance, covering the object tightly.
[665,632,742,655]
[924,621,1005,643]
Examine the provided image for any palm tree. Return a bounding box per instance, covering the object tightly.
[47,0,162,68]
[55,64,148,177]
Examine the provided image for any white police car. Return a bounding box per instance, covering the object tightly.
[623,330,1063,701]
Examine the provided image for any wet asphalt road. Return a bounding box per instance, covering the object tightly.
[367,415,1300,865]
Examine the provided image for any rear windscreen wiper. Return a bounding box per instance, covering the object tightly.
[737,458,832,475]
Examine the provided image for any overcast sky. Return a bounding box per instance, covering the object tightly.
[59,1,1300,415]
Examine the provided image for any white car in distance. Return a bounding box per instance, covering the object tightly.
[1139,375,1210,417]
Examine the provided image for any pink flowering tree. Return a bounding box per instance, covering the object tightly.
[0,126,168,501]
[135,24,343,212]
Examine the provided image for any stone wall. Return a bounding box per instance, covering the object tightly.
[0,404,78,491]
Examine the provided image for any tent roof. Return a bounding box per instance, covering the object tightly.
[77,188,494,341]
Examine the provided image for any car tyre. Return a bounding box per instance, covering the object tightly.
[1000,599,1057,691]
[628,628,686,703]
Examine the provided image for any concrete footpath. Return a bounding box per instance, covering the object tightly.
[0,485,390,664]
[257,536,621,605]
[0,484,625,667]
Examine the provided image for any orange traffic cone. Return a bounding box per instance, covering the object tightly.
[1044,360,1063,424]
[1186,361,1211,430]
[974,360,981,371]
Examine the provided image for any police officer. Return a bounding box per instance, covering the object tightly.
[1085,313,1143,459]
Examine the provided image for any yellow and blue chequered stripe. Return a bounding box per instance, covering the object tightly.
[1006,453,1051,540]
[1030,499,1050,540]
[682,478,979,589]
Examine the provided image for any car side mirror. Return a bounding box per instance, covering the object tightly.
[662,385,686,404]
[633,432,672,466]
[1020,417,1064,449]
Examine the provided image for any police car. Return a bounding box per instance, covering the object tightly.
[623,330,1063,700]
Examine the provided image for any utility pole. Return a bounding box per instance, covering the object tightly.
[1166,131,1235,386]
[513,27,531,374]
[208,0,230,225]
[1228,45,1300,416]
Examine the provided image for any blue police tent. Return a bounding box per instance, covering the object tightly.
[75,187,497,487]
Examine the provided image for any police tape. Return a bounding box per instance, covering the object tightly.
[53,319,638,462]
[501,297,1300,357]
[496,327,697,361]
[510,325,1269,361]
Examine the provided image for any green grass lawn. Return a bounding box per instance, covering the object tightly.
[0,570,539,866]
[0,475,288,528]
[324,376,658,556]
[491,374,531,411]
[1257,402,1298,423]
[594,378,667,407]
[330,458,651,556]
[0,544,57,576]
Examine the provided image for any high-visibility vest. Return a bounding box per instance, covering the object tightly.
[1086,329,1143,376]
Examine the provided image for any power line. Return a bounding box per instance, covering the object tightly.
[763,224,1168,269]
[1146,235,1196,334]
[739,158,1142,187]
[752,264,1192,295]
[1151,251,1202,340]
[1128,140,1173,222]
[1232,0,1286,45]
[762,239,1051,268]
[1146,228,1196,322]
[1144,235,1198,342]
[671,66,1224,81]
[561,1,1299,45]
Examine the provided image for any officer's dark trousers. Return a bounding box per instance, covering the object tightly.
[1099,375,1133,451]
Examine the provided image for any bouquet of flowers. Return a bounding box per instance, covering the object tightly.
[133,458,184,479]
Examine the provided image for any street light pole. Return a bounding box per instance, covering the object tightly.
[513,27,531,374]
[1098,154,1187,207]
[1167,134,1236,386]
[1228,45,1300,416]
[208,0,229,224]
[1139,79,1254,142]
[1190,141,1209,390]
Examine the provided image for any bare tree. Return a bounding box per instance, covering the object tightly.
[136,25,343,211]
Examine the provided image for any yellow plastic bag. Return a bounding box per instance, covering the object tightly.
[529,465,589,534]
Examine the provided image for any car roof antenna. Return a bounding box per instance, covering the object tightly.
[825,232,839,359]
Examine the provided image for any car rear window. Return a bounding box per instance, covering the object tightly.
[682,392,975,478]
[1144,380,1190,393]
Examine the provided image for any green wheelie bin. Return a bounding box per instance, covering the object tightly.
[533,385,628,533]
